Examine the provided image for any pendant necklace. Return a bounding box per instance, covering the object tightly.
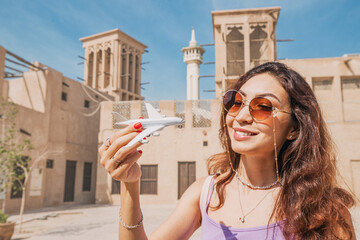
[235,174,277,223]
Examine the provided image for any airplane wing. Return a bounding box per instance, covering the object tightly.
[145,103,163,119]
[124,125,164,148]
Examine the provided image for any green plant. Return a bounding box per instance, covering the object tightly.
[0,210,8,223]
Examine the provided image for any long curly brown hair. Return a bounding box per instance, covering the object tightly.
[207,62,355,239]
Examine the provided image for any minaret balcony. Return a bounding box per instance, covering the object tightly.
[183,54,203,63]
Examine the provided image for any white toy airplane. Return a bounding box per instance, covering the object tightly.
[112,103,185,148]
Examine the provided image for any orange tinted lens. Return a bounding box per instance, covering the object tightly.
[249,97,273,121]
[223,91,242,113]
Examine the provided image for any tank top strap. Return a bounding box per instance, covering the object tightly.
[199,175,215,213]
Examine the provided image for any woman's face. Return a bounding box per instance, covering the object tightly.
[226,73,295,157]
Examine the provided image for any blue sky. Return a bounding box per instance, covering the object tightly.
[0,0,359,100]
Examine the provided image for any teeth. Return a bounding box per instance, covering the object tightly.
[235,131,255,136]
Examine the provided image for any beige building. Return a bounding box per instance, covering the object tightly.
[96,7,360,205]
[0,45,114,213]
[279,57,360,198]
[0,46,113,212]
[0,28,147,213]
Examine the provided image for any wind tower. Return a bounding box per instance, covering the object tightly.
[212,7,281,98]
[80,29,147,101]
[182,28,205,100]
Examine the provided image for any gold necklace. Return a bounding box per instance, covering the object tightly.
[235,177,276,223]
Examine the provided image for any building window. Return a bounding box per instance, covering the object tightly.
[226,25,245,76]
[140,165,158,195]
[249,23,268,68]
[84,100,90,108]
[178,162,196,199]
[312,78,336,122]
[135,55,140,94]
[342,78,360,122]
[87,52,94,87]
[61,92,67,101]
[313,79,333,90]
[82,162,92,191]
[104,48,111,88]
[203,141,208,146]
[96,50,102,89]
[46,159,54,169]
[128,52,133,92]
[121,48,127,90]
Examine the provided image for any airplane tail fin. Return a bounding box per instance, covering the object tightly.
[111,112,127,123]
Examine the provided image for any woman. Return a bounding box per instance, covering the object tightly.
[99,62,355,239]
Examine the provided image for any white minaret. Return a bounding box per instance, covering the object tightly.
[181,28,205,100]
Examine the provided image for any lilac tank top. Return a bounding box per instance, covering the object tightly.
[200,176,286,240]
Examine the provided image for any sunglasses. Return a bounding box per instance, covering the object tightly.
[223,90,291,121]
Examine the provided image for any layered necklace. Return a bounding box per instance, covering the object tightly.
[234,170,278,223]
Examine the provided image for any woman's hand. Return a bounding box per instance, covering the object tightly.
[99,123,144,183]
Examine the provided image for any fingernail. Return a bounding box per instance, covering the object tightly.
[134,122,142,129]
[139,117,144,119]
[143,137,146,140]
[137,129,143,133]
[138,150,143,154]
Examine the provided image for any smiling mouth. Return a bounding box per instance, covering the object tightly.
[234,130,258,136]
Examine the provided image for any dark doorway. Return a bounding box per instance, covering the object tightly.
[64,160,77,202]
[178,162,196,199]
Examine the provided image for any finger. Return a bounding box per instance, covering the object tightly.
[100,132,141,167]
[105,148,136,173]
[99,122,143,153]
[98,137,111,155]
[110,150,143,180]
[111,122,143,142]
[105,141,142,171]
